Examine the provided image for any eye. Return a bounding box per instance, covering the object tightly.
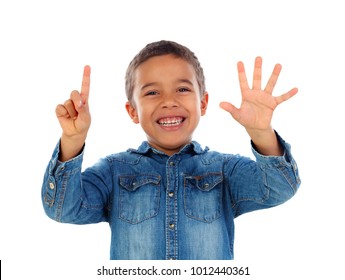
[145,90,158,96]
[177,87,191,93]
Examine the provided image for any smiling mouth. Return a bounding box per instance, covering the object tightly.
[157,116,185,127]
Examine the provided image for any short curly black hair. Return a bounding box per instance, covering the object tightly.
[125,40,206,102]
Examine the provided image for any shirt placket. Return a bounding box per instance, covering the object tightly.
[166,158,179,260]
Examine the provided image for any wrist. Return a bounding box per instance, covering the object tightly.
[246,128,283,156]
[59,133,87,162]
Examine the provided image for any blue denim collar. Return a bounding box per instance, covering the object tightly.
[127,141,208,156]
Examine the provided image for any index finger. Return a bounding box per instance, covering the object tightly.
[81,65,91,104]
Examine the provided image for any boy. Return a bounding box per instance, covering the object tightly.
[42,40,300,260]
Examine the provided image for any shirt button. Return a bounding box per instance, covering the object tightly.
[49,182,55,190]
[169,223,175,229]
[168,191,174,198]
[169,162,175,166]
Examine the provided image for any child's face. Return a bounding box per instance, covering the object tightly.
[126,54,208,155]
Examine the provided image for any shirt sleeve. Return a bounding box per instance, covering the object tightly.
[41,141,112,224]
[228,131,301,218]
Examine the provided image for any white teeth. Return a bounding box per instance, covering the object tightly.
[160,120,181,126]
[158,117,183,126]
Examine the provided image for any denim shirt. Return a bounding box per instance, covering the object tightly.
[42,133,300,260]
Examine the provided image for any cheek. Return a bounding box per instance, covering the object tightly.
[135,107,150,125]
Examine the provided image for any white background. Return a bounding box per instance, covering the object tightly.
[1,0,344,279]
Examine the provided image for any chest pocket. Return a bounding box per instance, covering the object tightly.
[184,173,223,223]
[119,174,161,224]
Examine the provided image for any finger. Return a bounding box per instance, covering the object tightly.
[70,90,83,110]
[264,63,282,94]
[55,104,69,118]
[252,56,262,90]
[81,65,91,104]
[275,87,298,105]
[219,101,241,122]
[63,99,78,119]
[237,61,249,93]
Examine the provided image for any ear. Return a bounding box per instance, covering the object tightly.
[125,101,139,124]
[200,92,209,116]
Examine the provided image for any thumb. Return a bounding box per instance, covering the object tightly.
[219,101,241,121]
[76,98,91,122]
[69,90,87,114]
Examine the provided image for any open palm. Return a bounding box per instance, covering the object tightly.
[220,57,298,130]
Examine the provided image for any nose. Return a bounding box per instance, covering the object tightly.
[161,92,178,108]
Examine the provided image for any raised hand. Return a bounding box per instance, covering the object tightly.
[56,65,91,138]
[220,57,298,131]
[55,66,91,161]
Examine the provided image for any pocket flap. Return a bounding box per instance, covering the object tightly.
[119,175,161,191]
[186,173,223,191]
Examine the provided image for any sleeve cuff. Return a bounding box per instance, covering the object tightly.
[48,140,85,176]
[251,131,295,167]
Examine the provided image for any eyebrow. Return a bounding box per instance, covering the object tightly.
[141,82,157,91]
[140,79,194,91]
[177,79,194,86]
